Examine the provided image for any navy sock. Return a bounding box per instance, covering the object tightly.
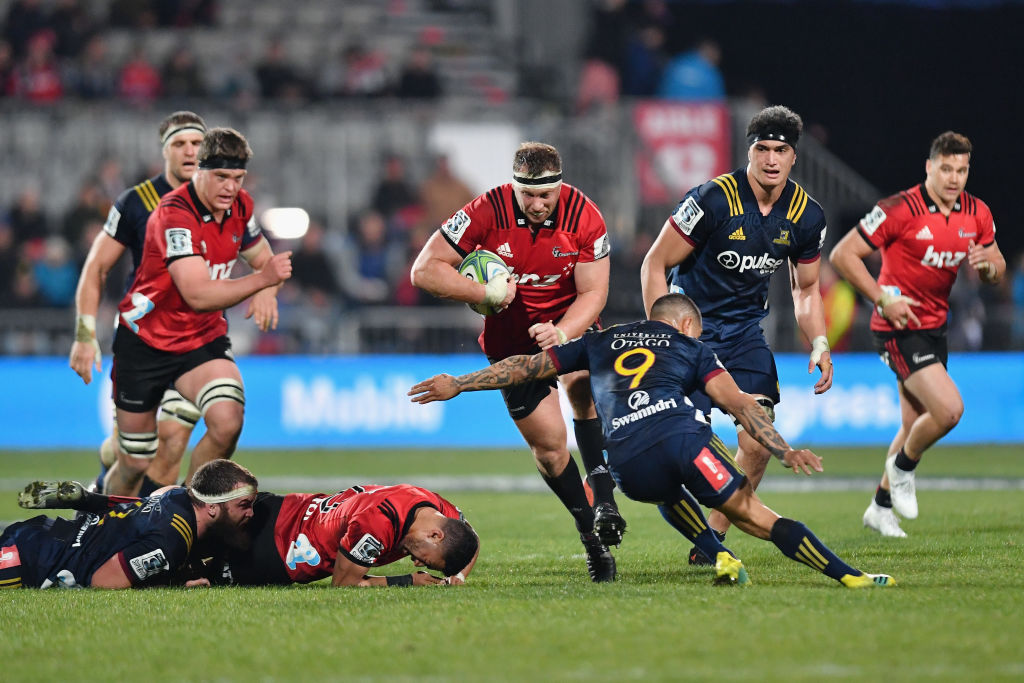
[659,489,731,560]
[894,447,919,472]
[137,475,162,497]
[540,457,595,534]
[769,517,858,582]
[573,418,616,507]
[874,486,893,508]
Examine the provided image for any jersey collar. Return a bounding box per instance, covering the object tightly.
[511,191,558,230]
[918,183,963,213]
[187,180,233,223]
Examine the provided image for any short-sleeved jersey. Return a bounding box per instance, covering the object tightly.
[117,181,261,353]
[666,169,827,342]
[547,320,726,463]
[857,184,997,331]
[0,488,197,588]
[271,485,464,584]
[440,182,610,359]
[103,174,173,293]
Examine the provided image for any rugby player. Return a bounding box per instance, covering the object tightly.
[830,131,1005,537]
[640,105,833,564]
[410,142,622,582]
[410,294,895,588]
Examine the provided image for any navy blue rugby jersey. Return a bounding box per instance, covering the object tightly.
[2,487,196,588]
[102,174,173,293]
[547,321,726,461]
[666,169,826,339]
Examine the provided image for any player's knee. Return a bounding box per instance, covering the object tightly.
[532,447,568,475]
[936,402,963,433]
[158,389,201,428]
[117,430,158,465]
[157,422,190,462]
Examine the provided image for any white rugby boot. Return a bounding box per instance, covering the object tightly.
[862,501,907,538]
[885,455,919,519]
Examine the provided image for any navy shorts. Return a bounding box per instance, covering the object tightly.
[871,325,948,381]
[112,327,235,413]
[689,330,780,417]
[609,431,747,509]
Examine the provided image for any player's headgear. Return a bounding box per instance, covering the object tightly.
[198,127,253,170]
[746,105,802,149]
[512,142,562,190]
[189,459,258,505]
[159,111,207,148]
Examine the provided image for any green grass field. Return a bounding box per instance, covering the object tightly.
[1,445,1022,682]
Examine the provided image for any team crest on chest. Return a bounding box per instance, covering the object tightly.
[773,229,790,246]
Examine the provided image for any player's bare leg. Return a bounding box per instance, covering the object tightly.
[146,419,193,486]
[864,382,920,537]
[104,407,159,496]
[175,359,245,485]
[515,390,615,582]
[561,370,626,546]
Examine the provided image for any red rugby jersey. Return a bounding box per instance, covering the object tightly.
[856,184,996,332]
[440,182,610,359]
[117,181,262,352]
[272,485,463,584]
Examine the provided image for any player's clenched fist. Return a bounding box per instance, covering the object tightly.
[263,251,293,286]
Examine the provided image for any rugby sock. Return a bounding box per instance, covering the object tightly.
[137,475,162,497]
[573,418,616,507]
[894,447,919,471]
[659,490,731,560]
[540,457,595,534]
[770,517,858,582]
[874,486,893,508]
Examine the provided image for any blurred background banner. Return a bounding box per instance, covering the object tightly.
[4,353,1021,449]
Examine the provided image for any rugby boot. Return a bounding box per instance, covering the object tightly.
[862,501,907,538]
[19,480,86,509]
[712,551,750,586]
[840,572,897,588]
[885,455,918,519]
[581,532,616,582]
[592,502,627,547]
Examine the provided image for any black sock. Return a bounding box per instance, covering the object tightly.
[573,418,616,507]
[658,490,730,560]
[770,517,858,582]
[874,486,893,508]
[137,475,162,497]
[894,447,919,472]
[540,457,595,534]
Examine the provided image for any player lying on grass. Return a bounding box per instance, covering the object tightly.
[410,293,895,588]
[2,460,256,589]
[19,479,478,588]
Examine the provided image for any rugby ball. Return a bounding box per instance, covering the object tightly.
[458,249,510,316]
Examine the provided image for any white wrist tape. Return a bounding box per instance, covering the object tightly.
[809,335,829,365]
[554,327,568,345]
[482,275,508,307]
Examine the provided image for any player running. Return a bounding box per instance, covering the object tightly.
[830,131,1005,537]
[410,141,622,582]
[410,294,895,589]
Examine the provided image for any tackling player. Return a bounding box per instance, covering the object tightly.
[103,127,292,496]
[410,294,895,588]
[410,142,622,582]
[2,460,257,589]
[640,105,833,565]
[830,131,1005,537]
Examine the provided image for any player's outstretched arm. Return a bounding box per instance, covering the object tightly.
[705,372,823,476]
[170,251,291,313]
[789,259,833,394]
[640,218,695,316]
[409,352,557,403]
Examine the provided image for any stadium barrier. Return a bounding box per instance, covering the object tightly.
[2,353,1021,449]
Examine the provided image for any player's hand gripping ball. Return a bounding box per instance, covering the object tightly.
[458,249,510,316]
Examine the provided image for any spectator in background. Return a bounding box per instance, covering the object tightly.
[371,153,421,229]
[255,38,306,102]
[4,0,47,57]
[0,40,14,96]
[118,42,162,104]
[290,219,342,301]
[575,0,627,114]
[161,44,206,99]
[10,30,63,103]
[0,221,19,296]
[68,33,115,99]
[155,0,219,27]
[396,46,442,99]
[416,154,475,235]
[622,22,666,97]
[338,209,405,306]
[9,186,49,244]
[658,38,724,100]
[50,0,96,59]
[31,236,78,307]
[339,43,391,98]
[96,157,126,203]
[61,179,109,246]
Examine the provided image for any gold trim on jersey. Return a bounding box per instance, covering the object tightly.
[708,434,742,474]
[0,575,22,588]
[134,180,161,212]
[670,498,708,536]
[786,183,809,223]
[711,174,743,217]
[171,513,194,551]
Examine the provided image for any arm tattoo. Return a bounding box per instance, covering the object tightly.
[454,353,557,393]
[738,403,791,461]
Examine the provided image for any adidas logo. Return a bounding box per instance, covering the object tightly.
[728,227,746,240]
[496,242,513,258]
[915,226,933,240]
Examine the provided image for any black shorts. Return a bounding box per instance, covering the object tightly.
[871,325,948,381]
[111,326,235,413]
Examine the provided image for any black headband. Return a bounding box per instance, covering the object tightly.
[512,172,562,186]
[198,156,248,170]
[747,131,796,148]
